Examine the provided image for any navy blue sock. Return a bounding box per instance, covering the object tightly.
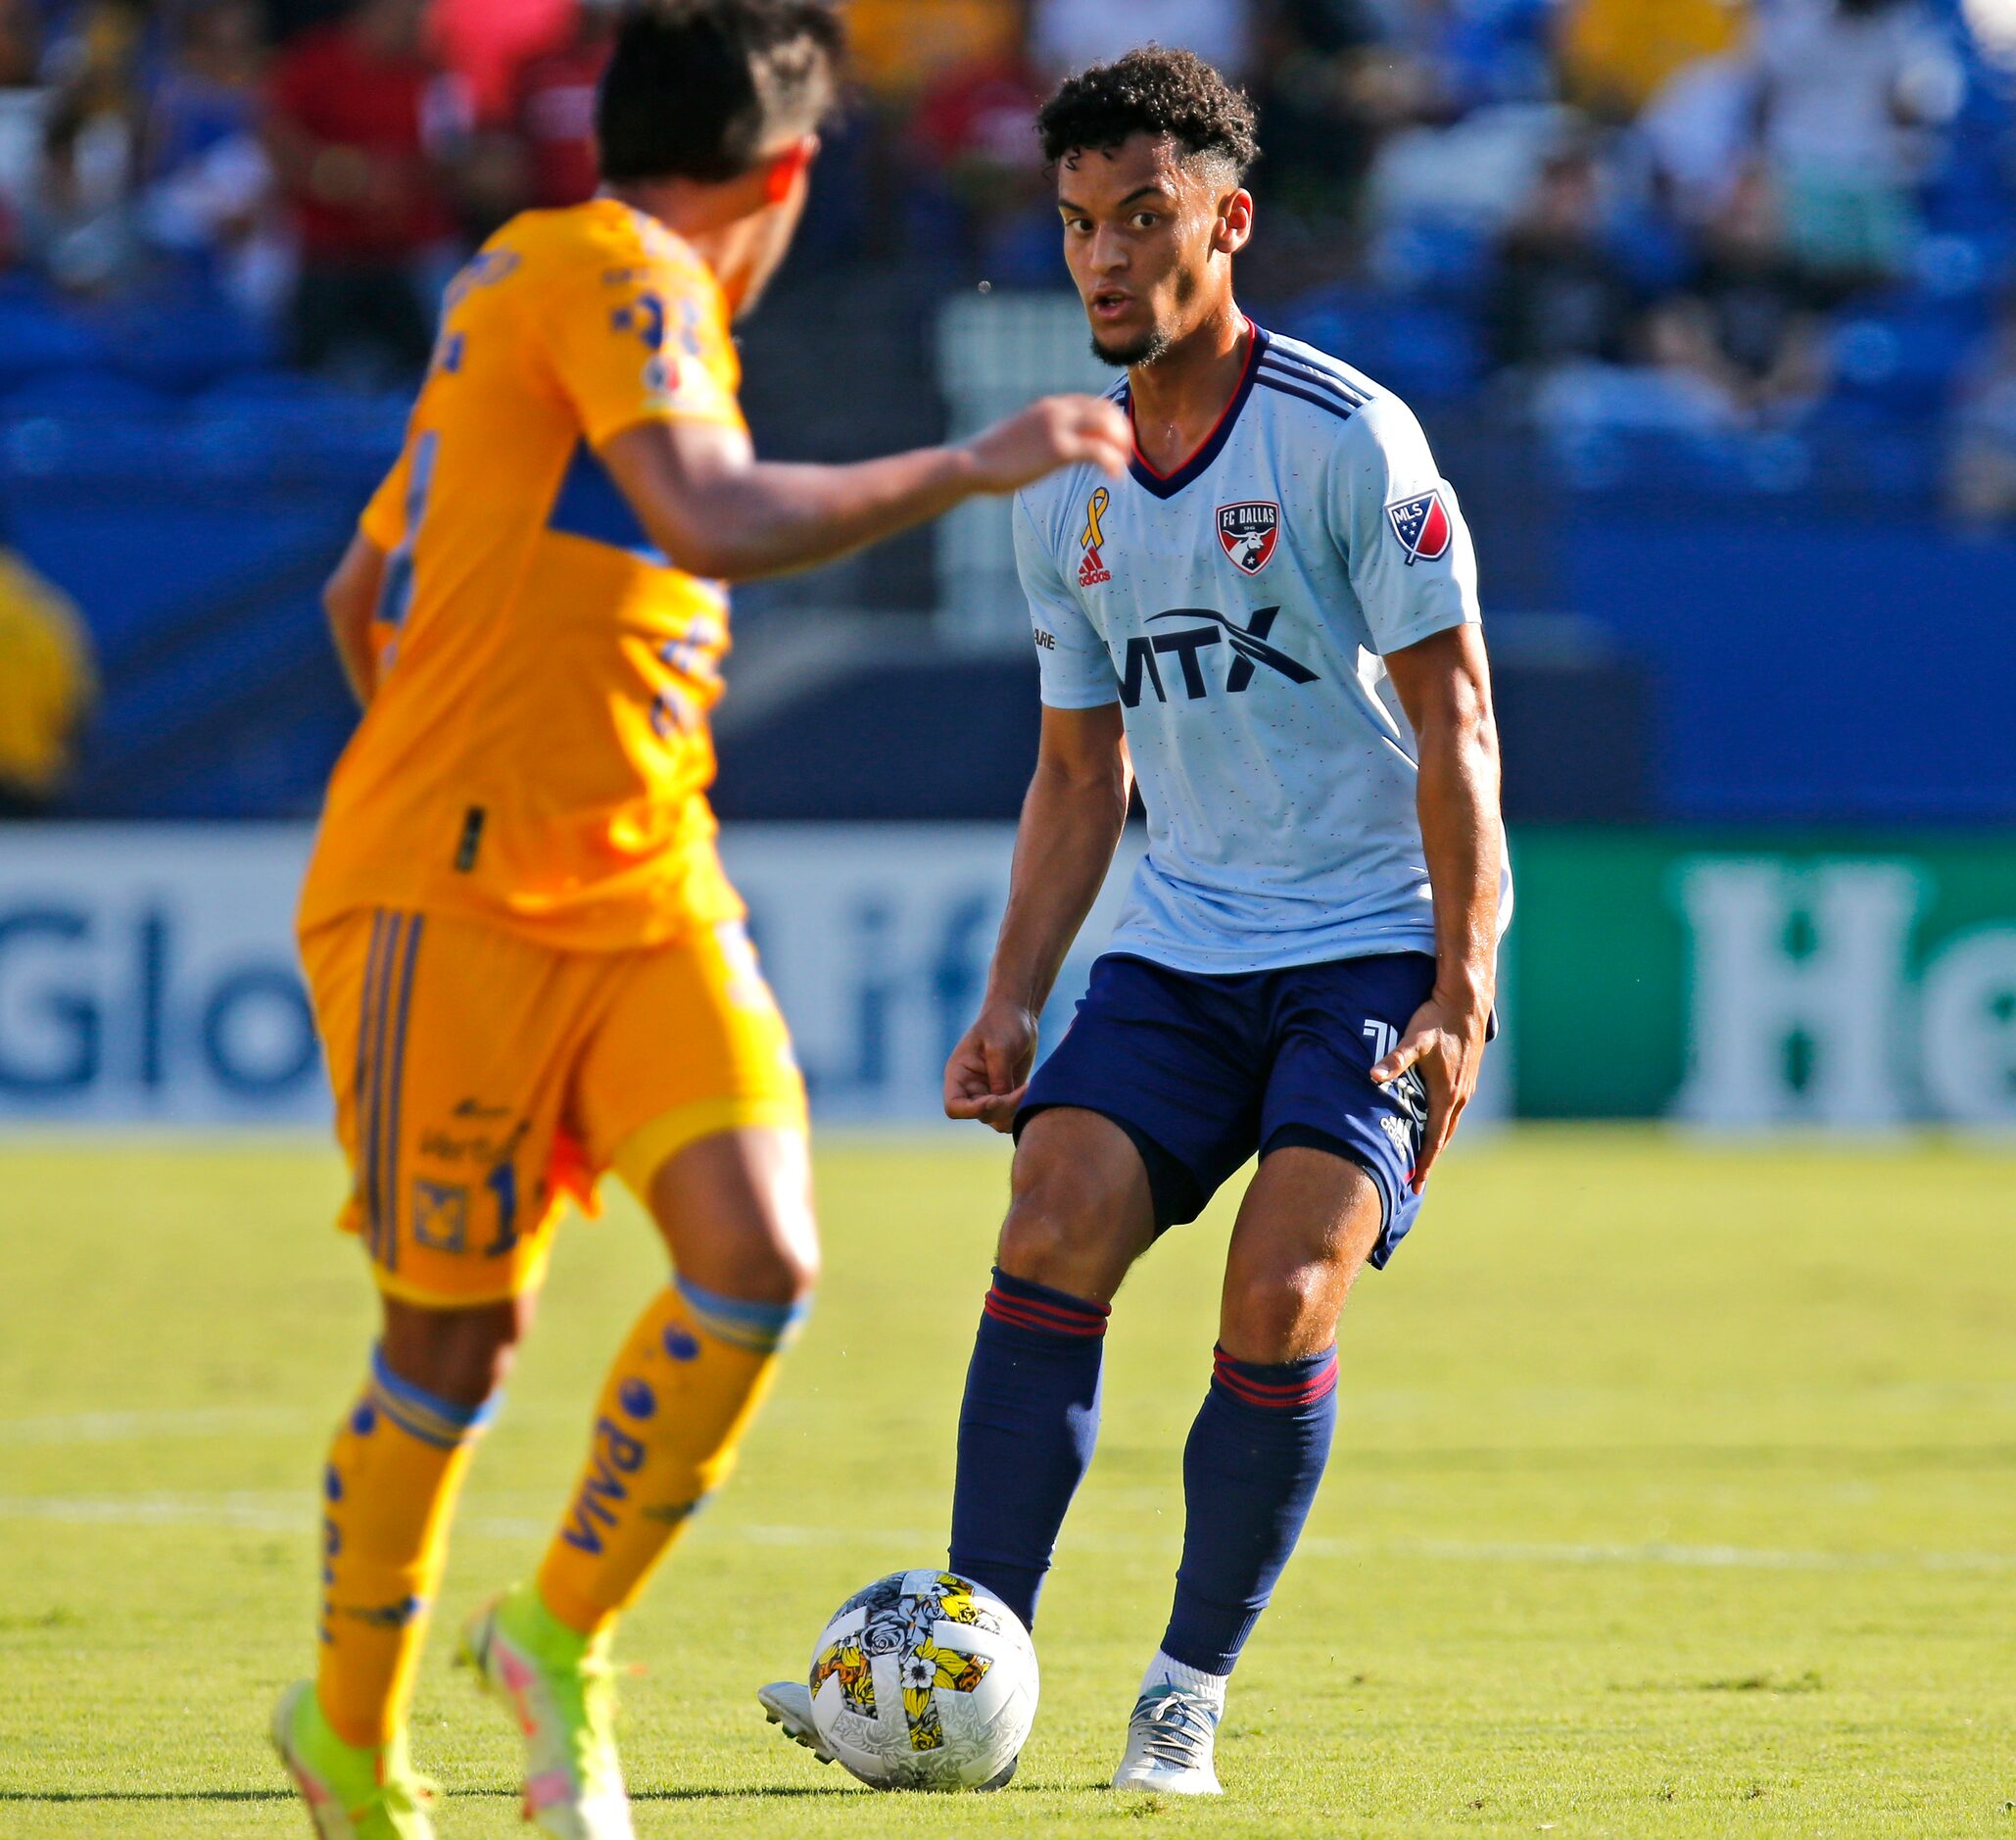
[1160,1344,1340,1676]
[947,1266,1109,1631]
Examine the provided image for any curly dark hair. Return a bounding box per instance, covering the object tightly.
[1035,45,1260,181]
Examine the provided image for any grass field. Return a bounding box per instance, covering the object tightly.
[1,1130,2012,1838]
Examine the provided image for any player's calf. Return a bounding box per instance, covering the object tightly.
[315,1347,502,1757]
[1111,1341,1339,1795]
[1116,1147,1375,1788]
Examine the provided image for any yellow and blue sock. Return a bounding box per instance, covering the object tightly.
[1158,1344,1339,1677]
[536,1275,807,1637]
[317,1346,499,1749]
[947,1267,1110,1630]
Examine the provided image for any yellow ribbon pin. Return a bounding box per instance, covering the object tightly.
[1080,487,1110,554]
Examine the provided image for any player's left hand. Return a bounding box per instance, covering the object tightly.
[1369,990,1491,1193]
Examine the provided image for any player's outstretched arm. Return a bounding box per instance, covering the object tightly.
[321,529,386,706]
[597,396,1130,584]
[1373,622,1504,1190]
[944,702,1131,1133]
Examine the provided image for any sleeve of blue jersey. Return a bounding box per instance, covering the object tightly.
[1014,488,1120,710]
[1331,393,1482,657]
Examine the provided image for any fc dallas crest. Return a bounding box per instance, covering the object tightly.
[1385,490,1451,565]
[1217,501,1279,575]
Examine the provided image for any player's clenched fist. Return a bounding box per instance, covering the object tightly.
[943,997,1041,1133]
[961,395,1132,493]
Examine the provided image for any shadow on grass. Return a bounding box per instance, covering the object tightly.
[2,1781,1082,1807]
[633,1786,867,1801]
[0,1790,293,1804]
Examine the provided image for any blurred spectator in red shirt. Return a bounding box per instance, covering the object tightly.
[907,45,1045,273]
[264,0,470,380]
[508,0,622,208]
[433,0,571,124]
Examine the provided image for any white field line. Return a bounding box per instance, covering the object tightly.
[0,1404,633,1445]
[0,1408,311,1445]
[7,1377,2014,1448]
[0,1493,552,1539]
[0,1493,2011,1576]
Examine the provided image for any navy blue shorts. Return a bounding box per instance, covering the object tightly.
[1017,950,1436,1269]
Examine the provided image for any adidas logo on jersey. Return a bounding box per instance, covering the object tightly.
[1079,486,1114,586]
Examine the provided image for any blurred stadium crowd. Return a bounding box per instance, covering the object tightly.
[2,0,2015,824]
[1,0,2014,460]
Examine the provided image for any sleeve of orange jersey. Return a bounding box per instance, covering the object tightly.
[543,248,746,451]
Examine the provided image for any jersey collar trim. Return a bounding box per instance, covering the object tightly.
[1123,321,1269,501]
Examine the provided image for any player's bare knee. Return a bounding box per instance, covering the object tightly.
[379,1293,529,1409]
[764,1178,822,1298]
[706,1208,820,1307]
[995,1195,1075,1289]
[761,1216,822,1303]
[648,1127,820,1305]
[1000,1124,1154,1300]
[997,1184,1126,1301]
[1221,1263,1335,1364]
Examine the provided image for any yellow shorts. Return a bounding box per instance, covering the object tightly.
[299,907,808,1307]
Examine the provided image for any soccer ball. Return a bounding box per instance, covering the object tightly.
[806,1569,1038,1790]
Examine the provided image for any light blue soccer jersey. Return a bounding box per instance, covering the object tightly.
[1018,322,1510,975]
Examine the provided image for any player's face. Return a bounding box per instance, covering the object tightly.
[1058,134,1249,367]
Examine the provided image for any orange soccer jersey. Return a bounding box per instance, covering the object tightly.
[299,198,749,951]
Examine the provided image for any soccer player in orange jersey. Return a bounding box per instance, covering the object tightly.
[270,5,1130,1834]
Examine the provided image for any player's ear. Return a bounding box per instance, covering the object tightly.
[762,134,820,206]
[1214,186,1254,258]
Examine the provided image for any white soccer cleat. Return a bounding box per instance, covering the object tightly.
[268,1680,439,1839]
[757,1680,836,1765]
[459,1587,635,1840]
[1111,1685,1224,1795]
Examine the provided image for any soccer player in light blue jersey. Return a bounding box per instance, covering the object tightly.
[949,45,1511,1793]
[761,46,1508,1795]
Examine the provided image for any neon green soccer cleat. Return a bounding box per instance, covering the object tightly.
[269,1680,439,1840]
[459,1583,635,1840]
